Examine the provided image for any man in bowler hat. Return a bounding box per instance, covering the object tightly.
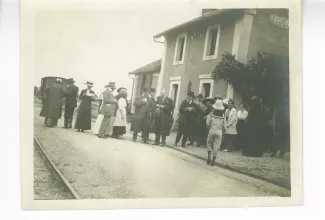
[63,78,79,128]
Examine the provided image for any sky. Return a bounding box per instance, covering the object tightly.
[34,3,206,98]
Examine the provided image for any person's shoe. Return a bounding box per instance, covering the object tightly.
[222,149,228,152]
[181,145,186,148]
[143,140,149,144]
[133,139,136,142]
[81,129,84,132]
[206,158,211,165]
[174,143,178,147]
[63,126,68,129]
[160,142,165,147]
[153,142,160,146]
[77,129,80,132]
[210,156,216,166]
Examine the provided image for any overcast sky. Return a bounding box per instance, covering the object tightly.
[34,3,205,98]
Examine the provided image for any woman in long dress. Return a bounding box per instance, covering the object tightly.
[92,92,104,135]
[112,88,128,139]
[74,81,95,132]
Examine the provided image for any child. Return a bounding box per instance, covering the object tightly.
[206,99,227,166]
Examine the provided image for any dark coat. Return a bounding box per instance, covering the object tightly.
[242,105,265,157]
[40,83,65,119]
[178,99,198,136]
[131,95,154,133]
[74,89,95,130]
[153,96,174,136]
[64,84,79,108]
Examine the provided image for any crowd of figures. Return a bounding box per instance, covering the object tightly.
[40,78,289,168]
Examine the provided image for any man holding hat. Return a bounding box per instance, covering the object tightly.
[63,78,79,129]
[98,82,117,138]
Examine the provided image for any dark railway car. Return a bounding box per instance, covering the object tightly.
[38,76,68,101]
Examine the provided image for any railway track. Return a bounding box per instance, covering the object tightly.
[34,137,81,200]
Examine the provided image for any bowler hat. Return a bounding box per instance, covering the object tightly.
[117,87,127,93]
[105,82,116,87]
[67,78,75,83]
[197,93,204,100]
[187,91,194,97]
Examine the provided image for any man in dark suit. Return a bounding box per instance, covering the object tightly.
[63,78,79,129]
[153,89,174,146]
[175,91,198,148]
[131,88,154,144]
[98,82,117,138]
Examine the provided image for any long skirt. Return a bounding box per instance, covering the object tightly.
[93,114,104,135]
[220,134,236,151]
[44,118,58,127]
[113,126,126,136]
[234,120,246,150]
[74,108,92,130]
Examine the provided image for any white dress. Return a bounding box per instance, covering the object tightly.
[92,93,104,135]
[113,98,127,127]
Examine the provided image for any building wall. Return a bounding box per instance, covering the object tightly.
[162,17,237,111]
[247,9,289,59]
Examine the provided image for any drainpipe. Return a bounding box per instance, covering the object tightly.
[128,73,135,114]
[153,37,164,44]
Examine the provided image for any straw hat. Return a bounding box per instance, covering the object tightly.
[213,100,224,110]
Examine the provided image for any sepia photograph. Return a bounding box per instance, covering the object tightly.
[20,0,302,210]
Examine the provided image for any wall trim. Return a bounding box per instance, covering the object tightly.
[170,76,182,81]
[156,37,168,97]
[173,32,187,65]
[168,80,181,114]
[199,73,213,79]
[202,24,221,61]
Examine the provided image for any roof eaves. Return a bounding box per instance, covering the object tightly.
[153,9,234,38]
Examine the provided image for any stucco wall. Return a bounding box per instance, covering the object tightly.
[247,9,289,59]
[162,17,237,111]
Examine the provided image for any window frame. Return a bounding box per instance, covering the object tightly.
[202,24,221,61]
[198,74,214,98]
[173,33,187,65]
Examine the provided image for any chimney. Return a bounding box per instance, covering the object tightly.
[202,9,218,15]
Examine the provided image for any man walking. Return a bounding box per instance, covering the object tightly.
[98,82,117,138]
[63,78,79,129]
[131,88,154,143]
[153,89,174,146]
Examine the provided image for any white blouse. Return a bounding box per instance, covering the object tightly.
[237,109,248,120]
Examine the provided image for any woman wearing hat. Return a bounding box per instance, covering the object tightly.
[112,88,128,139]
[74,81,95,132]
[63,78,79,129]
[220,99,238,152]
[206,99,227,166]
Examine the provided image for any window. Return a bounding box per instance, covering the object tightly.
[199,75,214,98]
[173,33,187,65]
[201,83,211,98]
[203,25,221,60]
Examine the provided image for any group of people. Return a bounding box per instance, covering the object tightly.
[39,78,129,140]
[40,78,287,166]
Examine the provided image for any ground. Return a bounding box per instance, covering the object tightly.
[34,103,290,199]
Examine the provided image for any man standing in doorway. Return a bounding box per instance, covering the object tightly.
[153,89,174,146]
[63,78,79,129]
[98,82,117,138]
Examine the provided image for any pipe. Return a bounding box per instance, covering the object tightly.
[153,37,164,44]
